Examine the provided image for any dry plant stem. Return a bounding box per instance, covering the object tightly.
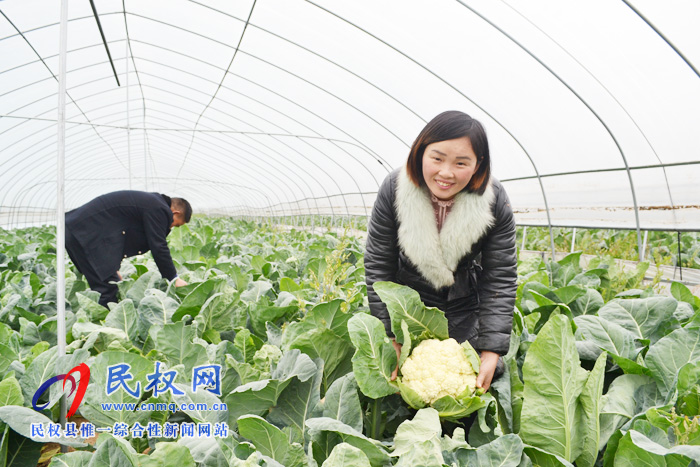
[391,338,402,381]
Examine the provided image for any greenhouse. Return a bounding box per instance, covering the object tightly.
[1,0,699,466]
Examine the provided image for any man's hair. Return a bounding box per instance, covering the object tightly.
[406,110,491,195]
[171,197,192,222]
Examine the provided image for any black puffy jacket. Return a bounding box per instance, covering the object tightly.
[365,168,517,355]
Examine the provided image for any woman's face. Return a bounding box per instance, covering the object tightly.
[421,136,479,200]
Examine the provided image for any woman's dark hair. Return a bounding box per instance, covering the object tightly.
[406,110,491,195]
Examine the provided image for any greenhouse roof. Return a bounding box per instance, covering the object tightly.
[1,0,698,230]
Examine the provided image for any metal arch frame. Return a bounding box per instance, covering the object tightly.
[17,138,274,224]
[121,5,699,189]
[262,191,375,215]
[132,54,383,188]
[110,12,368,220]
[125,19,131,190]
[455,1,646,260]
[0,121,154,223]
[8,111,698,195]
[8,109,700,222]
[122,127,302,219]
[1,82,331,222]
[500,1,678,221]
[2,112,412,160]
[0,72,133,165]
[131,67,381,202]
[118,15,392,218]
[125,39,389,186]
[2,114,384,167]
[0,30,393,171]
[6,110,327,227]
[127,81,288,137]
[0,132,219,227]
[0,108,130,175]
[124,11,410,158]
[0,50,379,221]
[55,0,68,436]
[304,0,560,259]
[6,132,136,227]
[256,136,344,221]
[130,52,381,221]
[127,102,330,220]
[1,123,133,211]
[6,121,298,226]
[0,111,404,225]
[0,10,127,170]
[1,70,384,223]
[2,74,535,234]
[164,182,254,221]
[125,77,375,211]
[0,106,321,222]
[0,117,54,160]
[621,0,700,80]
[2,3,694,232]
[0,32,393,187]
[2,124,112,221]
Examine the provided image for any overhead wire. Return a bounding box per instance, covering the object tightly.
[174,0,258,183]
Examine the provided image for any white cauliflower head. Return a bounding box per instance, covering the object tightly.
[253,344,282,369]
[400,338,477,404]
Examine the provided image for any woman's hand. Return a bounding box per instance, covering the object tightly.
[390,339,402,381]
[476,350,500,391]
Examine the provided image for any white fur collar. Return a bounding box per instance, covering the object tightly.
[395,167,495,289]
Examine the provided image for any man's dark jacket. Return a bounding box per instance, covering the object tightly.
[365,168,517,355]
[65,191,177,281]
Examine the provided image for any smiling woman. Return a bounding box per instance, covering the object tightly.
[407,111,492,198]
[421,136,478,201]
[364,110,517,392]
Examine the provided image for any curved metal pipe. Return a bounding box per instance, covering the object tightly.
[456,0,641,259]
[621,0,699,79]
[500,1,677,224]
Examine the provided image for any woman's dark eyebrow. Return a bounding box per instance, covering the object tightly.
[430,148,472,159]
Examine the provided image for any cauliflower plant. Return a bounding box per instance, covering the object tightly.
[400,338,477,404]
[253,344,282,369]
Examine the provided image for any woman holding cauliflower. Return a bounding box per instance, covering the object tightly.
[365,110,517,391]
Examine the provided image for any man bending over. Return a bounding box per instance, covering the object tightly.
[65,191,191,307]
